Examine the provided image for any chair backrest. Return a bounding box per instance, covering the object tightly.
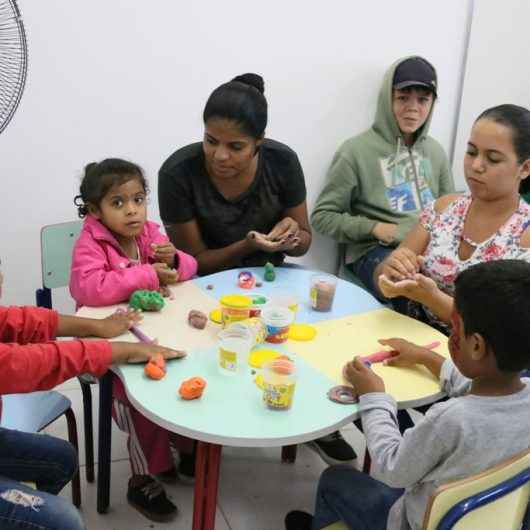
[40,221,82,289]
[423,447,530,530]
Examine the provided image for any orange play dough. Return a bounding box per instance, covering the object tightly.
[179,377,207,400]
[144,353,166,380]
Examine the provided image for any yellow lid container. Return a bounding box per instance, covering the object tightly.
[220,294,252,327]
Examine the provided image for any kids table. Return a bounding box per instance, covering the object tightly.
[78,266,450,530]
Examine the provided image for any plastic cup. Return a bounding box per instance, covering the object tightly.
[217,326,252,375]
[262,306,294,344]
[269,288,299,317]
[310,273,338,312]
[262,359,297,410]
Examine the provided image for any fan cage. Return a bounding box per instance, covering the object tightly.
[0,0,27,135]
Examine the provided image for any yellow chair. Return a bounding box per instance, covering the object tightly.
[322,447,530,530]
[423,447,530,530]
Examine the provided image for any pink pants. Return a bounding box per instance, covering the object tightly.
[112,375,194,476]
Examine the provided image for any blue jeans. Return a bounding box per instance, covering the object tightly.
[348,244,409,315]
[312,466,404,530]
[0,427,84,530]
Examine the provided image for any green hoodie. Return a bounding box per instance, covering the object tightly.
[311,56,455,265]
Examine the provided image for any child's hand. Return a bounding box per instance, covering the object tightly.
[378,338,425,367]
[152,242,177,267]
[111,342,187,364]
[153,262,179,285]
[97,309,143,338]
[343,357,385,396]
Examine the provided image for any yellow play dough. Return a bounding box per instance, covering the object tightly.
[288,323,317,341]
[209,308,222,324]
[248,349,281,368]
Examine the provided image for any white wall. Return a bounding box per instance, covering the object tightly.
[1,0,471,310]
[453,0,530,190]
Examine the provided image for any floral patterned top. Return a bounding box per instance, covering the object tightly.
[417,193,530,329]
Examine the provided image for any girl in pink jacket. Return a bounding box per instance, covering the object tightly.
[70,158,197,523]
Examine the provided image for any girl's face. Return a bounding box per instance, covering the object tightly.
[464,118,530,201]
[203,118,262,180]
[90,177,147,240]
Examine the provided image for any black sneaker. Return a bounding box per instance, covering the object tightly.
[127,475,178,522]
[177,451,195,485]
[285,510,313,530]
[306,431,357,465]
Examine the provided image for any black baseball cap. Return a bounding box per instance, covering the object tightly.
[393,57,437,96]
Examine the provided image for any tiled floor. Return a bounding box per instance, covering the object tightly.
[47,378,367,530]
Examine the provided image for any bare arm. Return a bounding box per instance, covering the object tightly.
[164,220,255,275]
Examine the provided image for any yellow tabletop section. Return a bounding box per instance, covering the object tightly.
[288,308,450,407]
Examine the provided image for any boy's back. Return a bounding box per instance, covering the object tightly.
[373,363,530,529]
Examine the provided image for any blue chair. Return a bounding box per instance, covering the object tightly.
[35,221,96,484]
[0,392,81,507]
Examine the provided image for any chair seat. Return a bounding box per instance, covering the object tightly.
[1,391,72,432]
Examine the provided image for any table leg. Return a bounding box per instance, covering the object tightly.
[281,444,298,463]
[193,441,223,530]
[97,371,113,513]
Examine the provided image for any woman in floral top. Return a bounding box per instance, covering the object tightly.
[374,104,530,331]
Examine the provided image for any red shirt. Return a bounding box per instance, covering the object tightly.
[0,305,112,395]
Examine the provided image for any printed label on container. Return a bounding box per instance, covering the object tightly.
[263,382,296,409]
[219,347,237,372]
[265,324,290,343]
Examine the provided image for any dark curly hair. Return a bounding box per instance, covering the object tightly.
[74,158,148,218]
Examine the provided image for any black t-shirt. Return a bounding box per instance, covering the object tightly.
[158,139,307,267]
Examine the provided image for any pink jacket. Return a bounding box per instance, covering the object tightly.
[70,216,197,307]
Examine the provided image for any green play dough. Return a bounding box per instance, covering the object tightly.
[129,290,165,311]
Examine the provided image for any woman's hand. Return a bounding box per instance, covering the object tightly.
[111,342,187,364]
[343,357,385,396]
[379,248,422,281]
[153,263,179,285]
[152,242,177,267]
[95,308,143,338]
[372,222,397,245]
[266,217,300,244]
[378,273,439,304]
[246,231,284,252]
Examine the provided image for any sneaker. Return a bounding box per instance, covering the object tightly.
[177,451,195,485]
[127,475,178,522]
[285,510,313,530]
[306,431,357,465]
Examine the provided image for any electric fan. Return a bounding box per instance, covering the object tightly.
[0,0,27,134]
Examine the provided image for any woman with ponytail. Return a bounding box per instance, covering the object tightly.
[158,73,312,275]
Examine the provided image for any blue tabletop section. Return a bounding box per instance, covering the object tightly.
[116,342,361,447]
[192,267,381,324]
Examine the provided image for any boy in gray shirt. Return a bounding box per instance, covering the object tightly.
[286,259,530,530]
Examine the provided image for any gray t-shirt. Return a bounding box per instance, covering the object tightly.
[158,139,306,268]
[359,361,530,530]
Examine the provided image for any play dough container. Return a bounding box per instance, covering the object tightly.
[248,294,269,318]
[217,326,253,375]
[269,289,299,316]
[310,273,337,312]
[228,318,267,348]
[262,359,297,410]
[262,306,294,344]
[220,294,252,328]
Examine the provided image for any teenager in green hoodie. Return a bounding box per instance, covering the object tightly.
[312,56,455,300]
